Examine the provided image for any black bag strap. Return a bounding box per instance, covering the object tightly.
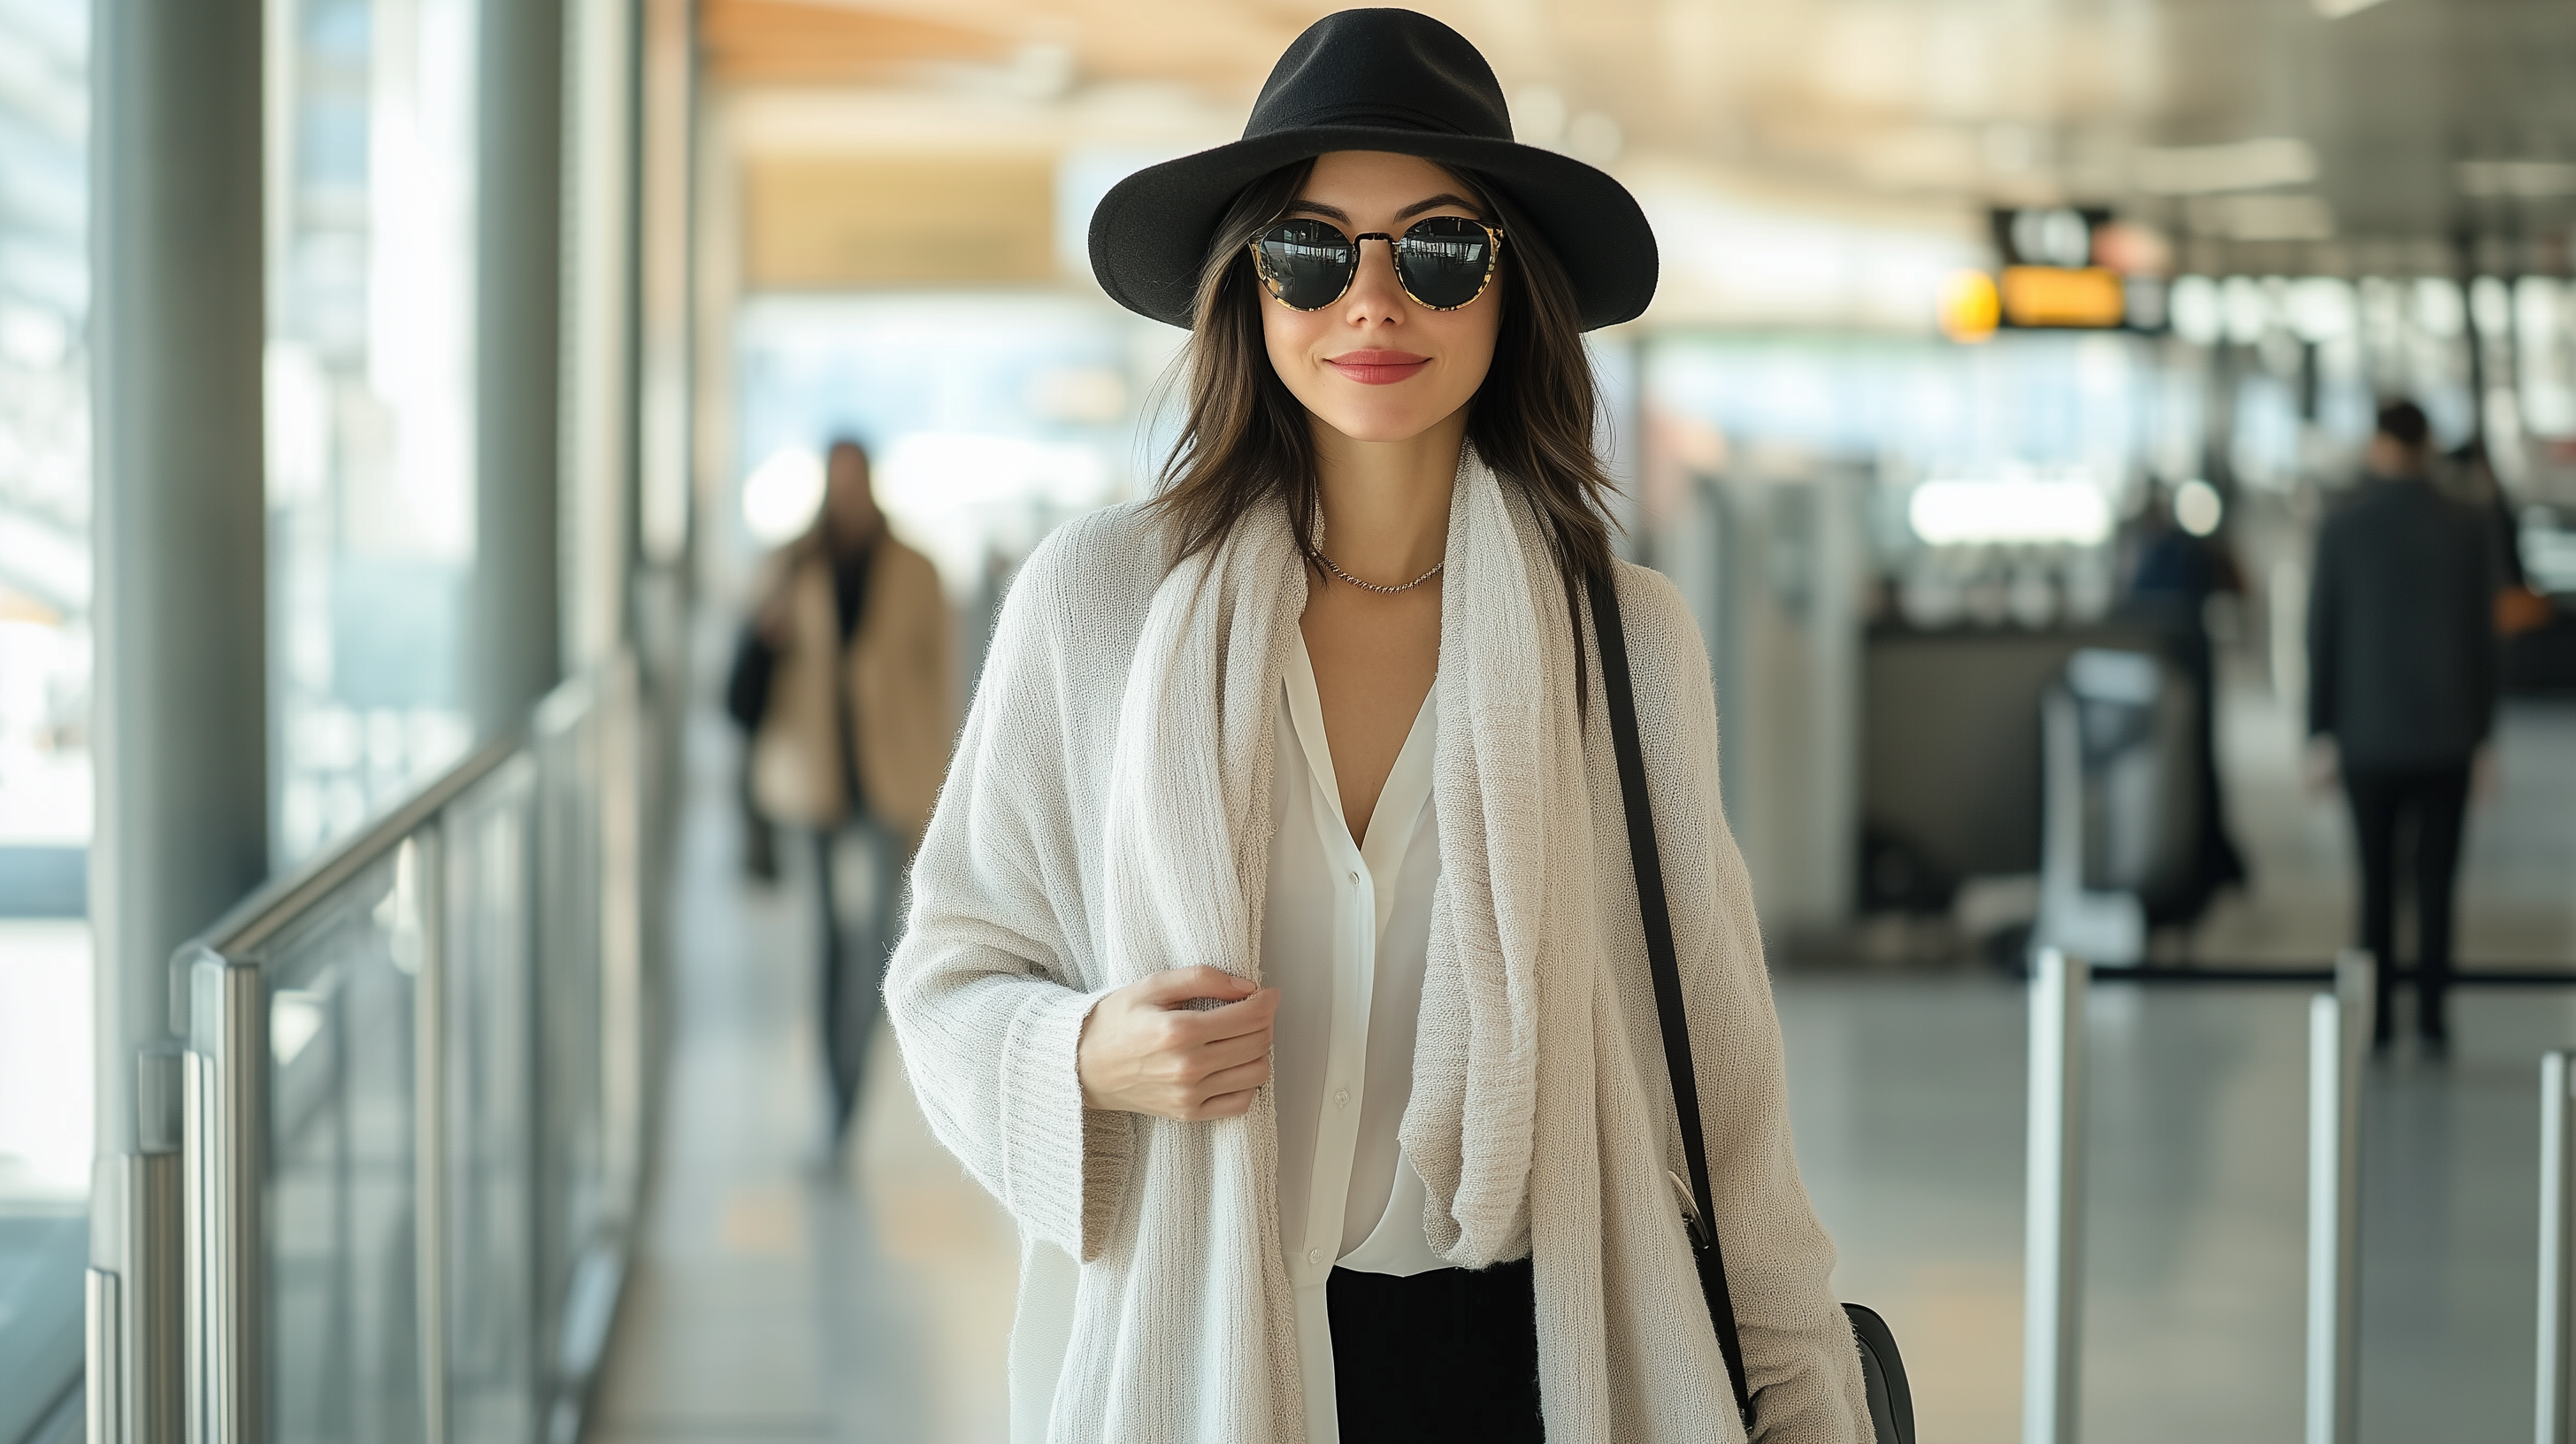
[1585,565,1757,1429]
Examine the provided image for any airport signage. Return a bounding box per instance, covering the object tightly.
[1983,207,2168,334]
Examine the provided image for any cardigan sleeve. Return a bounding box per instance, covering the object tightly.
[886,532,1136,1262]
[1615,564,1874,1442]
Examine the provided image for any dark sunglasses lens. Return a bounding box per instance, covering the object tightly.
[1254,220,1354,309]
[1395,217,1495,308]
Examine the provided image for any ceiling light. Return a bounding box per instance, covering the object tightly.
[2135,137,2317,195]
[2187,194,2336,242]
[2413,278,2465,339]
[2169,276,2222,345]
[2312,0,2393,17]
[741,447,824,545]
[2286,277,2357,342]
[2457,160,2576,198]
[2174,480,2224,537]
[1910,479,2112,547]
[2223,276,2270,344]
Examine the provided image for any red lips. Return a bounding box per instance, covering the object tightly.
[1323,349,1431,385]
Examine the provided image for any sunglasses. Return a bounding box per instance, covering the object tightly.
[1248,215,1506,312]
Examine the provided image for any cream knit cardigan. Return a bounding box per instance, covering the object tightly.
[887,456,1869,1443]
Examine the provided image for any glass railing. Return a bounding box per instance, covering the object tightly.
[0,1208,83,1443]
[85,663,651,1444]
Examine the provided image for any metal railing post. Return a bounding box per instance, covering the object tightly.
[2306,949,2373,1444]
[88,1048,182,1444]
[2539,1051,2576,1443]
[88,1264,122,1444]
[408,832,450,1444]
[185,952,264,1444]
[2024,949,2089,1444]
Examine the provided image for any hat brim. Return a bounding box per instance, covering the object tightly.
[1086,127,1658,332]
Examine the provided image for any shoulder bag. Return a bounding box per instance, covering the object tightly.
[1585,566,1917,1444]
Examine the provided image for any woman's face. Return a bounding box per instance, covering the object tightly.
[1257,150,1501,445]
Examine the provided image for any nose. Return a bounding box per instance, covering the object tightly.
[1340,233,1407,321]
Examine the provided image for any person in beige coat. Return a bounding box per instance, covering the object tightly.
[729,438,954,1138]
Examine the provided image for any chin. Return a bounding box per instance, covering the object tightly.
[1306,389,1474,445]
[1315,411,1443,444]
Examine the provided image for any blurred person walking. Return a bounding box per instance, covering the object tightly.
[2120,480,2249,923]
[728,439,954,1139]
[2306,401,2498,1046]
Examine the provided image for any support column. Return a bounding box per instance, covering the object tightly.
[562,0,641,677]
[468,0,566,734]
[88,0,270,1435]
[90,0,269,1186]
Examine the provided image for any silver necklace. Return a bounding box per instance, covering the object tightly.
[1316,547,1444,594]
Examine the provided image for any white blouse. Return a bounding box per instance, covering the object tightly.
[1264,634,1450,1442]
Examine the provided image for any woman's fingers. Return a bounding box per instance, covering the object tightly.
[1186,1087,1261,1121]
[1133,965,1255,1008]
[1192,1055,1271,1099]
[1184,1026,1273,1077]
[1162,987,1278,1047]
[1153,1029,1269,1093]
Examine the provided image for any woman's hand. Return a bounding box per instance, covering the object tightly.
[1077,967,1278,1121]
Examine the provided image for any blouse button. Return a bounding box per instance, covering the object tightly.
[1334,1088,1351,1107]
[1307,1248,1325,1266]
[1346,869,1359,885]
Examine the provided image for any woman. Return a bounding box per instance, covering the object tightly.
[730,437,954,1139]
[888,12,1867,1442]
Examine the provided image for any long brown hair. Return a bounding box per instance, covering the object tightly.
[1147,157,1621,676]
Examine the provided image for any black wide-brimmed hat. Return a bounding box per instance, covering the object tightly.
[1086,9,1657,331]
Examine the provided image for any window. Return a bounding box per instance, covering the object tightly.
[0,0,93,1435]
[268,0,479,864]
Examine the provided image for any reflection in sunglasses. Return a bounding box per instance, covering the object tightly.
[1252,217,1503,312]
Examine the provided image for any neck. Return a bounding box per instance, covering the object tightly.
[1310,406,1466,584]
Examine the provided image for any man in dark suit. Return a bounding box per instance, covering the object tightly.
[2306,401,2498,1045]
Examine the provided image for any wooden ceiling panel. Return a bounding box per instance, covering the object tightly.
[742,151,1058,285]
[704,0,2576,251]
[702,0,1010,84]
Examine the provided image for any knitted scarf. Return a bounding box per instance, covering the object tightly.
[1060,450,1728,1442]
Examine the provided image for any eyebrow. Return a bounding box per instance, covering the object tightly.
[1284,192,1484,225]
[1398,192,1481,220]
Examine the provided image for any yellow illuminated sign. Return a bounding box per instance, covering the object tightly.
[1999,265,2127,329]
[1938,270,2001,343]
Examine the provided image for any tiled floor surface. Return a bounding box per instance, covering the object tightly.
[592,626,2576,1443]
[1788,978,2576,1443]
[588,652,1016,1444]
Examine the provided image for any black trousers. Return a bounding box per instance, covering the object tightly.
[1327,1260,1544,1443]
[2342,763,2472,1041]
